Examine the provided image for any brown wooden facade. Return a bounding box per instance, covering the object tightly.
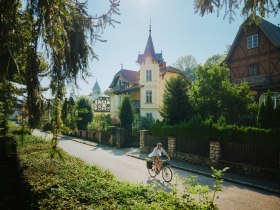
[226,21,280,98]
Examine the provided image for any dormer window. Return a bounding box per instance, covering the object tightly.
[146,70,152,81]
[247,34,258,49]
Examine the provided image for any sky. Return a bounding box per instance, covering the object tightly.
[67,0,280,96]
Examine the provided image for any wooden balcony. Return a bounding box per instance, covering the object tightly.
[232,75,271,86]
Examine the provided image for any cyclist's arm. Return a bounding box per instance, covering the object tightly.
[162,148,170,160]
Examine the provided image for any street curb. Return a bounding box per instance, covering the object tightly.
[60,135,97,147]
[127,154,280,195]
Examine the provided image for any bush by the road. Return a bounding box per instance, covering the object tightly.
[17,134,217,209]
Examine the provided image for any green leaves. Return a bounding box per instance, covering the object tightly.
[190,65,253,123]
[160,76,193,125]
[77,96,93,130]
[119,96,134,131]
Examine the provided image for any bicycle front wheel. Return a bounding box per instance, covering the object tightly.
[148,163,157,178]
[162,166,172,182]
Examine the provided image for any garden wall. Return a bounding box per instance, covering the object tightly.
[140,130,280,181]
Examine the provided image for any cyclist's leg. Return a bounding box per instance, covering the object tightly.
[153,155,159,172]
[158,158,163,169]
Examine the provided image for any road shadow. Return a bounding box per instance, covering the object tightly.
[146,177,174,193]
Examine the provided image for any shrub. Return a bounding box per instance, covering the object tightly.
[139,116,155,130]
[119,96,134,131]
[151,117,280,146]
[42,121,52,132]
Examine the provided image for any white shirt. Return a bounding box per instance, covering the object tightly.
[148,147,167,158]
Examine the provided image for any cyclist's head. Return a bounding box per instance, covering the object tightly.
[157,142,162,148]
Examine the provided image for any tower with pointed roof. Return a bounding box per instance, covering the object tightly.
[138,24,165,120]
[92,80,101,96]
[108,24,185,121]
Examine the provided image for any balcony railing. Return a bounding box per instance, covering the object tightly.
[232,75,271,86]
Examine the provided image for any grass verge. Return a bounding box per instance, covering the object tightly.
[16,135,208,209]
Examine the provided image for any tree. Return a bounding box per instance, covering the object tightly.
[173,55,198,81]
[204,54,225,68]
[189,65,252,123]
[0,0,120,147]
[262,91,274,128]
[68,96,78,131]
[160,76,193,125]
[119,96,134,131]
[257,102,265,128]
[194,0,279,23]
[273,103,280,128]
[77,97,93,131]
[61,98,71,128]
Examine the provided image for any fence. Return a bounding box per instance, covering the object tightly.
[139,130,280,181]
[220,143,279,169]
[144,135,168,151]
[176,138,209,157]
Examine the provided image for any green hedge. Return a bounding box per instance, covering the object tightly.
[17,135,204,209]
[151,120,280,146]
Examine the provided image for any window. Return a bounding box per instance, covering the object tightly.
[247,34,258,49]
[146,113,153,119]
[146,90,152,103]
[146,70,152,81]
[248,64,258,77]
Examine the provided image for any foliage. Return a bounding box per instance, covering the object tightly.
[61,98,70,127]
[182,167,228,209]
[101,126,117,145]
[257,102,265,128]
[273,104,280,128]
[42,121,52,132]
[0,81,18,136]
[139,116,155,130]
[51,97,63,149]
[151,116,280,145]
[194,0,279,23]
[1,0,120,140]
[119,96,134,131]
[262,91,274,128]
[189,65,253,123]
[257,91,276,129]
[203,54,224,68]
[88,114,111,132]
[77,97,93,130]
[160,76,193,125]
[173,55,197,81]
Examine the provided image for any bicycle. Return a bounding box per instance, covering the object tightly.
[146,159,173,182]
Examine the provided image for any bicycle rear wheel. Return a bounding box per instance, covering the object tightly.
[162,166,172,182]
[148,162,157,178]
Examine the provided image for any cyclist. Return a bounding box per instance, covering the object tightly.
[148,142,170,173]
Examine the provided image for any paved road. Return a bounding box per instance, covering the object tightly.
[34,131,280,210]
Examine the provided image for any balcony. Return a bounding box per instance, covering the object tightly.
[232,75,271,86]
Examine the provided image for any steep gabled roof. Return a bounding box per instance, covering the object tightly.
[226,18,280,62]
[109,69,139,88]
[137,34,163,64]
[259,19,280,47]
[160,66,185,76]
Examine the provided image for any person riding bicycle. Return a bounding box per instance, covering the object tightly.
[148,142,170,173]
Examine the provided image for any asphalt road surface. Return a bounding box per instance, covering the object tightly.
[33,130,280,210]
